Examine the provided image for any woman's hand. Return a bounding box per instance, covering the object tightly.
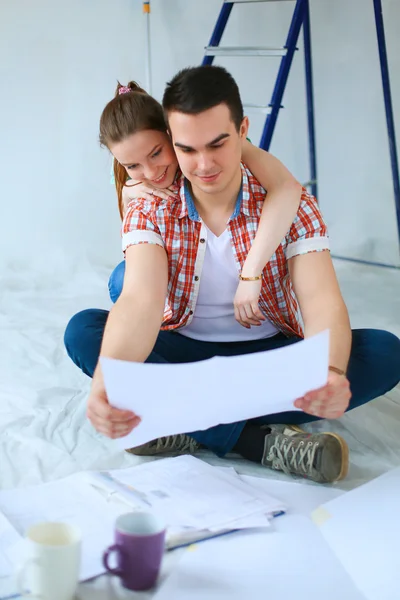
[234,279,266,328]
[122,182,180,211]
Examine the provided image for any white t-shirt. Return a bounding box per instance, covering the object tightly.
[180,227,278,343]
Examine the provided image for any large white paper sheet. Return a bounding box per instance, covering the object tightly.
[101,331,329,449]
[153,515,365,600]
[313,467,400,600]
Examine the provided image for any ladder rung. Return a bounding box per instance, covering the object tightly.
[204,46,288,57]
[225,0,294,3]
[243,103,272,114]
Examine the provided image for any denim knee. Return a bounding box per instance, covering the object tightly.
[64,309,95,361]
[373,329,400,388]
[64,308,109,377]
[352,328,400,391]
[108,261,125,303]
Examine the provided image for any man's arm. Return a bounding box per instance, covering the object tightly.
[87,243,168,438]
[289,250,352,419]
[289,250,351,371]
[101,243,168,362]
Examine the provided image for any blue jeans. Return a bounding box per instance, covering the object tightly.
[108,261,126,304]
[64,300,400,455]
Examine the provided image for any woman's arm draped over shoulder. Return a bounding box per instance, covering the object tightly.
[234,140,303,328]
[241,139,302,276]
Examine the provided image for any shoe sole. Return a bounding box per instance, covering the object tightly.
[289,424,305,434]
[125,448,180,456]
[324,432,349,481]
[125,447,201,457]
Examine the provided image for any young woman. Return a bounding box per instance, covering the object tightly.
[101,81,303,328]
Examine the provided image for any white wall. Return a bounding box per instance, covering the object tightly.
[0,0,399,271]
[0,0,144,271]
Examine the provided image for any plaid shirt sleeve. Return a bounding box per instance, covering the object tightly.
[285,190,330,260]
[121,200,164,253]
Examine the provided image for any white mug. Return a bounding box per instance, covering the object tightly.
[16,522,81,600]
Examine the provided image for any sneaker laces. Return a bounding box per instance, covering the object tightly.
[267,436,319,477]
[150,434,199,454]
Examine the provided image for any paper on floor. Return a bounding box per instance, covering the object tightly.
[312,466,400,600]
[0,473,120,588]
[154,515,365,600]
[76,477,349,599]
[100,330,330,449]
[237,473,344,514]
[101,456,286,531]
[0,455,285,596]
[0,512,21,579]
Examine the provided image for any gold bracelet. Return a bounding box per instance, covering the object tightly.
[239,274,262,281]
[329,365,346,376]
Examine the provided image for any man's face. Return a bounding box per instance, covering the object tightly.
[167,104,249,196]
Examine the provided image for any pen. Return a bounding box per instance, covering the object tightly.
[96,472,152,508]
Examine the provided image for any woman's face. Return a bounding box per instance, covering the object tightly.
[110,130,179,188]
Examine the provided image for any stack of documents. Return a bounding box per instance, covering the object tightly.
[90,456,287,547]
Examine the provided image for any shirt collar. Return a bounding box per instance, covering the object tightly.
[178,162,257,222]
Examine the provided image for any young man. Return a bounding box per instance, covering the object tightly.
[65,66,400,484]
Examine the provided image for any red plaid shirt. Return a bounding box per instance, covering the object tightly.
[122,163,329,337]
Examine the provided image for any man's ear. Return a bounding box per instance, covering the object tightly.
[240,116,249,139]
[163,109,171,137]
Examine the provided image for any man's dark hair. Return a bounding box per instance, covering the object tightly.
[162,65,244,132]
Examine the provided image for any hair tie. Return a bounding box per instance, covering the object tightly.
[118,86,131,95]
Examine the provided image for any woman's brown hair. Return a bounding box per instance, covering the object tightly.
[99,81,167,219]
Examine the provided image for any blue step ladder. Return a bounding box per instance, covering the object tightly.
[202,0,400,269]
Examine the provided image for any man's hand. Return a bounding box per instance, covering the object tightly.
[87,381,141,439]
[294,371,351,420]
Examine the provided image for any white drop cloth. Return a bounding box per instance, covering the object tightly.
[0,259,399,492]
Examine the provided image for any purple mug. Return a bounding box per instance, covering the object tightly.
[103,512,166,591]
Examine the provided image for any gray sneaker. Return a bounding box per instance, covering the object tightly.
[127,434,201,457]
[262,425,349,483]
